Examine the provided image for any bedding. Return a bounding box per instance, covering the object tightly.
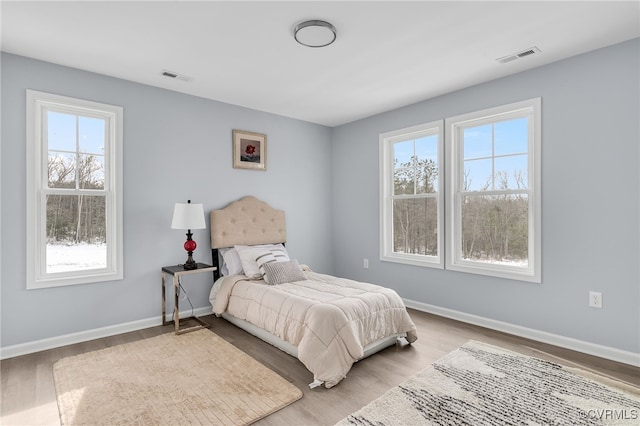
[210,269,418,388]
[209,196,418,388]
[218,243,288,277]
[218,247,243,276]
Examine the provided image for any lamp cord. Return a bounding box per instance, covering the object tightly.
[176,277,195,319]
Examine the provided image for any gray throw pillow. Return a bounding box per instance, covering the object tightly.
[263,259,306,285]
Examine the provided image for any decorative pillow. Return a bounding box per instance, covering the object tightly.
[235,244,289,279]
[256,248,290,278]
[235,245,264,278]
[262,259,306,285]
[268,245,289,261]
[219,247,243,276]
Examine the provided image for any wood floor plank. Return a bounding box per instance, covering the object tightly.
[1,309,638,425]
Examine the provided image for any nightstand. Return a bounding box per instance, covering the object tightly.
[161,263,217,335]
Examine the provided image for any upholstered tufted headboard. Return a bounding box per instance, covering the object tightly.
[210,196,286,279]
[210,196,286,248]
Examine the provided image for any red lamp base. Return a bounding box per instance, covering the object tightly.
[182,230,198,270]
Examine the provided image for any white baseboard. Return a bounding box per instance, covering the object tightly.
[404,298,640,368]
[3,302,639,368]
[0,306,213,360]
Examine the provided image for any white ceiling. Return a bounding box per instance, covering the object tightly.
[2,1,639,127]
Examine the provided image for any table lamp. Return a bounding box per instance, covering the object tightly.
[171,200,206,270]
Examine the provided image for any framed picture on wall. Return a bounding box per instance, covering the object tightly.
[233,129,267,171]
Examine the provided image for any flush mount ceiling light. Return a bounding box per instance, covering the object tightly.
[294,20,337,48]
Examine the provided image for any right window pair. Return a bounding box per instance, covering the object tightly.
[381,98,541,283]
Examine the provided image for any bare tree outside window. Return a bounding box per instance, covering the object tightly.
[391,135,439,258]
[27,90,122,288]
[446,98,541,282]
[381,98,539,281]
[45,112,107,273]
[393,157,438,256]
[458,118,530,266]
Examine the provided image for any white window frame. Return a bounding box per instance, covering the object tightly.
[445,98,541,283]
[26,90,123,289]
[380,121,444,268]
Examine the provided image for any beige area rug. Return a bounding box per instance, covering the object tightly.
[53,329,302,425]
[337,340,640,425]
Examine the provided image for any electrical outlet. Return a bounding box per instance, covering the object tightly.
[589,291,602,308]
[363,258,369,269]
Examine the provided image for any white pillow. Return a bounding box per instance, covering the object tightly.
[235,244,289,279]
[262,259,306,285]
[219,247,243,276]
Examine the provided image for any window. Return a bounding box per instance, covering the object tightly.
[380,121,444,268]
[446,98,541,282]
[379,98,541,283]
[26,90,123,289]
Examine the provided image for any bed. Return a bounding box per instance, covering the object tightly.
[208,196,418,388]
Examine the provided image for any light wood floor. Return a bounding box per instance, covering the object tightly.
[1,309,638,425]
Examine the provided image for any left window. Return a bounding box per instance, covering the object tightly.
[26,90,123,289]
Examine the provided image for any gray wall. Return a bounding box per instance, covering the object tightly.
[2,39,638,356]
[331,38,639,354]
[1,53,333,347]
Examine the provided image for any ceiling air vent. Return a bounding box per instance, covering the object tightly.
[496,46,541,64]
[161,70,193,82]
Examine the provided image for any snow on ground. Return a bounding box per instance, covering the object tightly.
[47,243,107,273]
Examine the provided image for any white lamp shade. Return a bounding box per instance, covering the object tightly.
[171,202,206,230]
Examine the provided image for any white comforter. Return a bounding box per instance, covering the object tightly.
[210,271,418,388]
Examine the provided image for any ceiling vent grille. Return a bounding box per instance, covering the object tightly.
[496,46,541,64]
[161,70,193,82]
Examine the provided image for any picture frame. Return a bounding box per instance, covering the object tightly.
[232,129,267,171]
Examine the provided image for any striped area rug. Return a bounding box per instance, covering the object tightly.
[337,340,640,425]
